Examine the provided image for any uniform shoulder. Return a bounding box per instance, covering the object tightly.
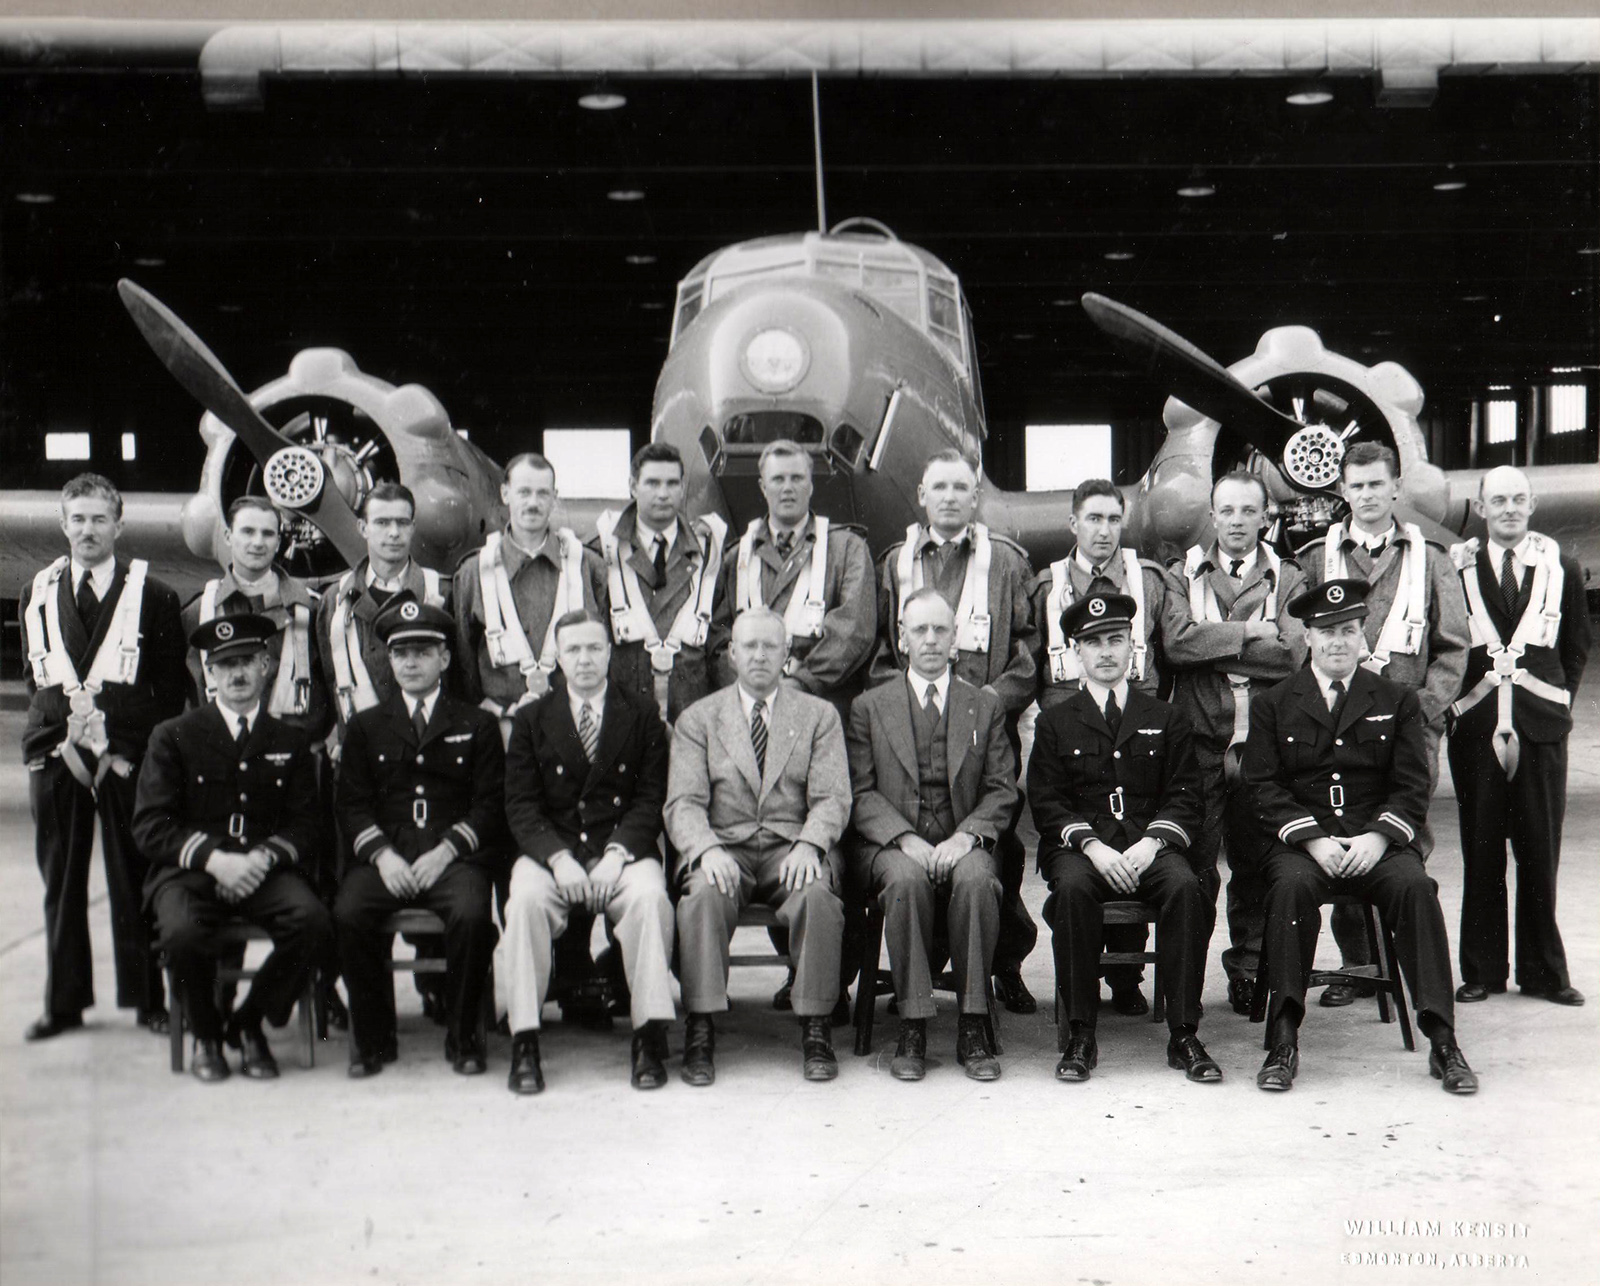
[826,520,869,541]
[987,531,1030,562]
[453,545,485,575]
[141,573,183,608]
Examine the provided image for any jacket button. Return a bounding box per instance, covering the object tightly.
[614,796,622,806]
[416,755,424,765]
[1331,772,1341,781]
[1334,738,1343,746]
[415,785,425,795]
[1073,749,1080,756]
[556,765,563,775]
[618,763,626,772]
[579,832,588,844]
[1334,808,1344,817]
[239,761,248,772]
[239,793,248,802]
[1113,751,1121,759]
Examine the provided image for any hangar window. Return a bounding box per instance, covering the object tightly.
[1485,400,1518,445]
[542,428,633,499]
[45,432,92,461]
[1025,425,1113,491]
[1548,384,1587,435]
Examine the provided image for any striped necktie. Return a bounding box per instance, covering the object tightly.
[750,699,768,776]
[578,701,599,763]
[1500,549,1520,614]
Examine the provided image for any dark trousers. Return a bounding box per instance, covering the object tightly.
[993,798,1040,972]
[151,868,334,1041]
[1180,736,1270,983]
[866,846,1001,1019]
[1261,846,1455,1032]
[1448,730,1571,992]
[334,862,497,1055]
[30,755,162,1017]
[1044,849,1210,1034]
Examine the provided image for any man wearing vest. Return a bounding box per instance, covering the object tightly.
[847,589,1013,1081]
[1030,478,1201,1016]
[870,449,1041,1016]
[1297,443,1469,1006]
[134,614,335,1082]
[1028,592,1219,1084]
[1447,466,1590,1008]
[1162,472,1309,1015]
[20,473,187,1041]
[334,601,506,1077]
[1243,578,1477,1095]
[593,442,726,726]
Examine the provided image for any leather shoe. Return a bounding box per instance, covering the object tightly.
[801,1016,838,1082]
[889,1018,927,1081]
[1167,1032,1223,1083]
[1227,976,1255,1016]
[681,1013,716,1087]
[228,1019,280,1080]
[1110,985,1149,1017]
[1319,980,1376,1007]
[1256,1042,1299,1091]
[1455,982,1504,1003]
[1522,984,1585,1006]
[956,1014,1001,1081]
[992,966,1037,1015]
[1055,1030,1097,1082]
[772,967,795,1012]
[1429,1040,1479,1094]
[508,1031,545,1094]
[190,1037,231,1083]
[137,1006,171,1036]
[318,978,350,1034]
[24,1012,83,1041]
[630,1023,668,1091]
[348,1034,397,1078]
[446,1031,487,1075]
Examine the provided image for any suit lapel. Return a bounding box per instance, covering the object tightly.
[70,560,128,669]
[720,689,763,796]
[946,680,977,780]
[385,690,420,747]
[759,689,801,799]
[418,694,452,748]
[588,691,630,781]
[1297,668,1336,731]
[540,694,589,779]
[1114,688,1150,750]
[1070,685,1114,743]
[884,681,919,785]
[1335,669,1378,735]
[54,566,91,666]
[1477,549,1528,631]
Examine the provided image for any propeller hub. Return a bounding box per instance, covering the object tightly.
[262,445,327,511]
[1281,424,1345,491]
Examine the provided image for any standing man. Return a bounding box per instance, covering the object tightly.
[1299,443,1469,1005]
[666,608,851,1085]
[1163,472,1308,1013]
[1243,579,1476,1095]
[1447,466,1590,1007]
[1028,593,1219,1085]
[847,590,1013,1081]
[20,472,186,1040]
[871,449,1040,1015]
[594,442,726,726]
[499,611,675,1093]
[134,614,334,1082]
[334,601,505,1077]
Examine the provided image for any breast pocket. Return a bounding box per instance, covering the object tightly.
[1280,728,1322,772]
[1353,720,1393,765]
[1121,734,1166,791]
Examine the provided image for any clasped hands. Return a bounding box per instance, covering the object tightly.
[1083,836,1161,896]
[206,846,277,903]
[897,831,978,881]
[374,842,457,899]
[552,847,631,912]
[1305,832,1391,879]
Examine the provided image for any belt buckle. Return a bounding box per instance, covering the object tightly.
[413,799,429,828]
[1329,784,1345,808]
[228,813,247,839]
[1109,787,1125,821]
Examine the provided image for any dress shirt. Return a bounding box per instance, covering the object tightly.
[1487,534,1535,576]
[1074,547,1116,580]
[567,683,607,730]
[403,687,441,726]
[1309,664,1356,710]
[737,683,780,726]
[365,561,412,594]
[635,519,676,558]
[906,667,951,715]
[216,701,261,735]
[1081,676,1130,722]
[70,557,117,599]
[1352,523,1397,554]
[1216,544,1258,579]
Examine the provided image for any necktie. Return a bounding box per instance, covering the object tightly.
[75,575,99,629]
[923,683,940,719]
[412,700,428,740]
[1102,689,1121,735]
[235,714,250,746]
[1368,539,1388,560]
[652,535,667,586]
[369,585,394,608]
[1229,558,1244,579]
[1500,549,1520,613]
[774,529,794,558]
[1327,679,1346,716]
[750,700,768,776]
[578,701,599,763]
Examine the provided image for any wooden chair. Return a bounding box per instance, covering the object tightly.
[379,908,493,1044]
[1047,899,1164,1030]
[166,919,317,1073]
[1249,892,1415,1051]
[729,903,791,971]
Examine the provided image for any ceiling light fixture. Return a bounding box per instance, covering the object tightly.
[1578,246,1600,256]
[1286,87,1334,107]
[1461,294,1489,302]
[1104,250,1135,262]
[1050,299,1078,307]
[607,189,645,202]
[624,254,657,265]
[132,257,165,267]
[1432,180,1468,192]
[217,304,243,314]
[578,92,626,111]
[14,192,54,204]
[1177,182,1215,198]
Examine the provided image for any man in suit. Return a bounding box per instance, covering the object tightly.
[1162,472,1309,1014]
[666,607,851,1084]
[1448,466,1591,1007]
[19,472,187,1040]
[134,614,334,1082]
[334,601,506,1077]
[499,611,674,1093]
[871,449,1040,1016]
[1028,592,1219,1084]
[847,589,1014,1081]
[1243,578,1477,1094]
[1297,442,1469,1004]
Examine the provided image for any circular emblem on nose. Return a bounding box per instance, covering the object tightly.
[215,621,234,640]
[400,602,420,621]
[1326,585,1345,605]
[1088,597,1107,617]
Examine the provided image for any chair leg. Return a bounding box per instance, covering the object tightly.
[985,974,1003,1056]
[299,976,317,1070]
[1377,915,1416,1053]
[167,964,184,1073]
[852,907,884,1056]
[1151,936,1164,1025]
[1248,936,1270,1025]
[1363,904,1394,1025]
[478,960,494,1048]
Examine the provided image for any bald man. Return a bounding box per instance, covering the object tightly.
[1447,467,1590,1007]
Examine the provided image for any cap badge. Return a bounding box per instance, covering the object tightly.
[1088,597,1107,617]
[214,621,234,640]
[400,601,420,621]
[1326,585,1345,604]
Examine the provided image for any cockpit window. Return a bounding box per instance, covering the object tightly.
[723,411,826,446]
[672,276,705,344]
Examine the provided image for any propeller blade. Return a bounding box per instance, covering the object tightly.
[1081,292,1305,461]
[117,280,368,566]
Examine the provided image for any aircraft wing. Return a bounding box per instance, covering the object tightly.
[1447,464,1600,584]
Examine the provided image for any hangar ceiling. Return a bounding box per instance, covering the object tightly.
[2,64,1596,491]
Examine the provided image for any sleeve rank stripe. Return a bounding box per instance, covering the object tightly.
[1280,817,1318,843]
[1379,812,1415,842]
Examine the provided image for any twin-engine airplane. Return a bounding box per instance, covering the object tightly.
[1,219,1593,602]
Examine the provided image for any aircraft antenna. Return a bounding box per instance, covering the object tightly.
[811,70,827,233]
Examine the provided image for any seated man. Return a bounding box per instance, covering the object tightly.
[499,611,674,1094]
[1027,593,1219,1084]
[666,607,850,1085]
[334,599,505,1078]
[1243,578,1477,1095]
[846,589,1014,1081]
[134,614,333,1082]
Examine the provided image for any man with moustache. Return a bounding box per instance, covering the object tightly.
[1243,579,1476,1095]
[1447,466,1590,1008]
[135,614,334,1082]
[847,589,1013,1081]
[20,472,186,1041]
[871,449,1040,1016]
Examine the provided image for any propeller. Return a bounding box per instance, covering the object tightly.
[117,279,369,566]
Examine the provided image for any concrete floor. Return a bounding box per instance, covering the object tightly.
[1,682,1596,1286]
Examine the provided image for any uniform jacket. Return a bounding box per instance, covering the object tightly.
[664,684,851,872]
[182,566,332,739]
[336,689,506,870]
[504,683,670,870]
[1241,665,1431,856]
[1027,686,1205,872]
[1161,546,1310,746]
[1298,530,1469,726]
[870,526,1039,718]
[712,514,877,709]
[133,703,319,900]
[846,672,1017,855]
[452,530,608,712]
[1454,540,1591,744]
[588,504,724,723]
[21,557,189,764]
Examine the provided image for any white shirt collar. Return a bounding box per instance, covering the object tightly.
[1487,533,1535,568]
[217,701,262,734]
[767,514,809,545]
[71,558,116,597]
[636,518,676,555]
[1081,675,1130,717]
[403,686,441,723]
[1309,663,1355,705]
[1214,544,1258,578]
[1074,546,1118,579]
[907,667,951,712]
[925,524,969,549]
[366,561,411,593]
[737,683,778,723]
[568,683,607,726]
[1352,523,1397,551]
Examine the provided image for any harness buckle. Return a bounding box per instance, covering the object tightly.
[228,813,247,839]
[1109,787,1125,821]
[1329,785,1345,809]
[413,799,429,828]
